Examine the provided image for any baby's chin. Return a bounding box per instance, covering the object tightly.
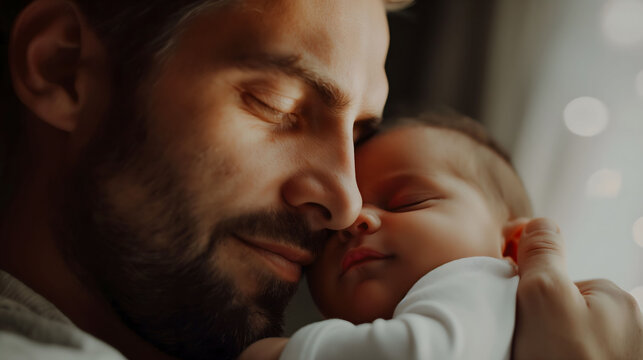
[315,288,399,325]
[323,306,394,325]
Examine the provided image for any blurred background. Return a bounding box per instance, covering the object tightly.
[285,0,643,334]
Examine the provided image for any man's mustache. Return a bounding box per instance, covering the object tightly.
[210,210,331,257]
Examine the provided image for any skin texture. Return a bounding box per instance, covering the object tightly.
[4,0,643,359]
[308,126,512,324]
[4,0,388,359]
[240,127,643,360]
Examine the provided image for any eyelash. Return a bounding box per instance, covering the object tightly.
[389,198,439,212]
[242,92,299,130]
[353,119,378,145]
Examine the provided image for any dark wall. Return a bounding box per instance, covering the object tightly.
[384,0,497,121]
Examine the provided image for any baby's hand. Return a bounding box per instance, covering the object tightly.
[502,218,527,264]
[237,337,289,360]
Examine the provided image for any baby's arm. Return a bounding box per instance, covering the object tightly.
[275,257,517,360]
[238,337,289,360]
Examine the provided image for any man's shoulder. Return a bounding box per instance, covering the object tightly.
[0,330,126,360]
[0,270,126,360]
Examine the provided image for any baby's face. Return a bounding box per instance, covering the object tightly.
[307,126,506,324]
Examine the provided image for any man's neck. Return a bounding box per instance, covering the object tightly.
[0,119,175,360]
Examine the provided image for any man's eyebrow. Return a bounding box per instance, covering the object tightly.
[230,54,351,110]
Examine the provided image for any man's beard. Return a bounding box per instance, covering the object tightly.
[57,92,328,359]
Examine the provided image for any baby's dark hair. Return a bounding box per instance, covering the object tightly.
[379,111,533,221]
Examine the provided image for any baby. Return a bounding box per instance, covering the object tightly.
[240,112,533,360]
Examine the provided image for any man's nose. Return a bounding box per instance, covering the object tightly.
[281,135,362,231]
[339,205,381,242]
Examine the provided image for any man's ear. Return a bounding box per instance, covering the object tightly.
[9,0,107,132]
[502,222,526,264]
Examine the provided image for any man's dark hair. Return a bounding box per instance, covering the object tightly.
[1,0,234,120]
[1,0,234,210]
[1,1,26,209]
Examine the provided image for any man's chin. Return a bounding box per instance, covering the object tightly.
[108,268,293,360]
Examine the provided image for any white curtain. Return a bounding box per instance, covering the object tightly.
[482,0,643,300]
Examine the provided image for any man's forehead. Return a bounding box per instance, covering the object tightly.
[195,0,390,114]
[232,0,390,68]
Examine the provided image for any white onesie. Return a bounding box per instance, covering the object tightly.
[281,257,518,360]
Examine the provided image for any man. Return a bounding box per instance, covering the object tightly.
[1,0,641,359]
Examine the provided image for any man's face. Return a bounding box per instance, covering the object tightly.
[62,1,389,359]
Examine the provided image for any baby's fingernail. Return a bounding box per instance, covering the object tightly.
[524,218,559,235]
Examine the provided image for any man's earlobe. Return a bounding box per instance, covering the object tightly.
[10,0,104,132]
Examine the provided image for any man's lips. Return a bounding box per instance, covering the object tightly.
[340,247,392,275]
[234,234,314,282]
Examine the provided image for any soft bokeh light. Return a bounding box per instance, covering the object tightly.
[631,286,643,310]
[586,169,622,198]
[636,70,643,98]
[633,217,643,248]
[602,0,643,46]
[481,0,643,314]
[563,97,609,136]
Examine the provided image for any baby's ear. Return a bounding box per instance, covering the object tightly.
[502,219,528,264]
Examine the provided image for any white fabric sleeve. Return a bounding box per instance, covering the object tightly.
[0,332,126,360]
[281,257,518,360]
